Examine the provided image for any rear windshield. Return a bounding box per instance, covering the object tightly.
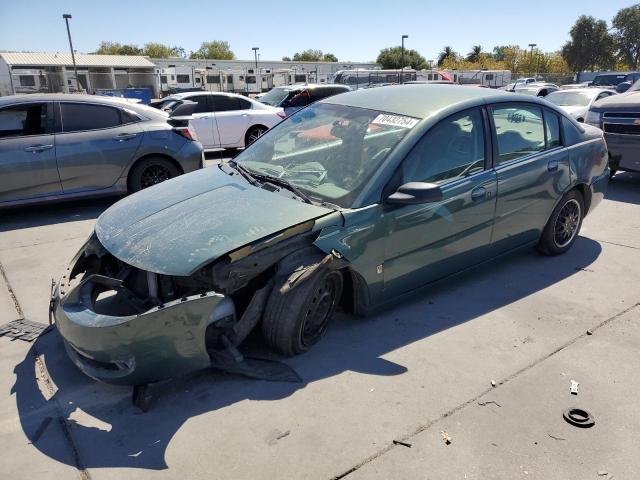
[258,87,293,106]
[592,74,627,86]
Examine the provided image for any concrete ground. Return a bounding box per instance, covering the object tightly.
[0,166,638,480]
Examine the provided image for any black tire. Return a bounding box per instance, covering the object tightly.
[538,190,584,256]
[245,125,267,147]
[262,269,343,356]
[129,157,180,192]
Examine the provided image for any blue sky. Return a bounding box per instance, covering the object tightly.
[0,0,636,62]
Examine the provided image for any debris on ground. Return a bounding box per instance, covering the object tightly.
[491,380,496,387]
[547,433,566,441]
[393,440,412,448]
[597,470,608,476]
[477,400,502,407]
[441,430,452,445]
[562,408,595,428]
[570,380,579,395]
[586,329,593,335]
[0,319,51,342]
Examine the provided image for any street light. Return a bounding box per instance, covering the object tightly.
[62,14,80,92]
[528,43,537,76]
[400,34,409,84]
[252,47,259,72]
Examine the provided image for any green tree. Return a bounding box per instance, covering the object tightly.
[437,46,457,66]
[282,56,291,61]
[292,49,325,61]
[376,46,427,69]
[189,41,235,60]
[95,41,143,55]
[142,42,185,58]
[561,15,615,73]
[612,4,640,69]
[466,45,483,63]
[323,53,338,62]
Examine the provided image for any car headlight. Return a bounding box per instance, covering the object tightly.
[585,110,602,126]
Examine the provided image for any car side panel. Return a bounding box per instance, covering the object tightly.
[215,110,252,146]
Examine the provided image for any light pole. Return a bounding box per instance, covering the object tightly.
[62,14,80,92]
[252,47,259,72]
[400,34,408,83]
[528,43,537,76]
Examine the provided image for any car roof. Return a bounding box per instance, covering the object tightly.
[321,84,524,118]
[278,83,348,92]
[168,91,246,99]
[551,88,610,95]
[0,93,168,120]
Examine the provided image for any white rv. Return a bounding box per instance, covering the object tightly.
[332,69,417,89]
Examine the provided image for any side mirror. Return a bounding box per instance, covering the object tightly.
[169,100,197,118]
[385,182,443,205]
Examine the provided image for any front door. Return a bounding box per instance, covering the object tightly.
[383,108,497,296]
[0,101,61,203]
[489,104,571,251]
[55,102,143,193]
[187,95,218,148]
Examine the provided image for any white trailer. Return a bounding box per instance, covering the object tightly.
[457,70,512,88]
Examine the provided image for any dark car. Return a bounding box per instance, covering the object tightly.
[0,94,203,207]
[586,79,640,176]
[591,72,640,92]
[258,84,350,116]
[52,85,608,389]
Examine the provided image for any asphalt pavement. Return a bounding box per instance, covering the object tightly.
[0,169,638,480]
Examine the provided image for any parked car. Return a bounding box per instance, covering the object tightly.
[503,77,537,91]
[514,82,560,97]
[258,84,350,116]
[0,94,203,208]
[591,72,640,91]
[52,85,609,388]
[544,88,617,122]
[585,79,640,176]
[152,91,286,149]
[614,73,640,93]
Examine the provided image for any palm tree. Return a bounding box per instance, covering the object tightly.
[466,45,483,63]
[438,46,456,66]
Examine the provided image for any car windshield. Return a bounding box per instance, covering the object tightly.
[234,102,418,208]
[258,87,292,106]
[546,91,592,107]
[629,79,640,92]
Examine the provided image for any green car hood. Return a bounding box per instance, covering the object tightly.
[95,166,335,276]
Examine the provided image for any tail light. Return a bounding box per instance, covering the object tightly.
[175,126,197,141]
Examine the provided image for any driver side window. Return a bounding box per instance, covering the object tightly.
[402,109,485,184]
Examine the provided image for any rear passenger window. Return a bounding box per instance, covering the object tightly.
[213,95,241,111]
[61,103,122,132]
[0,103,48,138]
[544,111,561,149]
[491,105,545,164]
[237,98,252,110]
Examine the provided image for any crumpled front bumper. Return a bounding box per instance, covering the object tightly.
[52,274,225,386]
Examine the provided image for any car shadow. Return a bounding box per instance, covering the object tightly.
[0,196,120,233]
[606,171,640,205]
[11,236,602,470]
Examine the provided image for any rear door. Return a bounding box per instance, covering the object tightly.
[186,94,218,148]
[489,103,571,251]
[212,95,252,146]
[0,101,61,203]
[284,90,312,117]
[55,102,143,193]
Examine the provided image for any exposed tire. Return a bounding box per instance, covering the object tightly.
[128,157,180,192]
[538,190,584,256]
[262,268,343,356]
[245,125,267,147]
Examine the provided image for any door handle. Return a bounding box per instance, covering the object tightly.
[113,133,137,141]
[471,186,487,201]
[24,144,54,152]
[548,159,559,172]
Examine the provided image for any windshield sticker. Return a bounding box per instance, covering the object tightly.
[372,114,419,129]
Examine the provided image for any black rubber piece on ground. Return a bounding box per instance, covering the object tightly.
[563,408,595,428]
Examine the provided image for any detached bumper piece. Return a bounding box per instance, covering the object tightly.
[0,318,52,342]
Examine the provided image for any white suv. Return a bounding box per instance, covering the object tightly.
[153,92,285,149]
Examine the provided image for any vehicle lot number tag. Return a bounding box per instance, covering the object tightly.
[372,114,419,129]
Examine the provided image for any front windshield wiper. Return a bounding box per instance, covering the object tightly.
[227,160,259,186]
[248,171,313,204]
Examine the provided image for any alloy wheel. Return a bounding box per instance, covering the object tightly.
[140,164,172,189]
[554,198,581,248]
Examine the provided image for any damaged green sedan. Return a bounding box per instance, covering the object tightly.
[52,85,609,388]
